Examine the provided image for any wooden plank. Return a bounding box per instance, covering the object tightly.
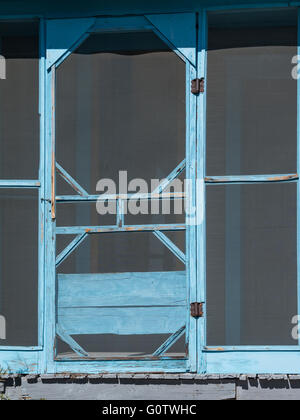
[297,7,300,348]
[0,351,39,374]
[206,351,300,374]
[58,271,186,308]
[152,159,186,195]
[0,180,40,188]
[146,13,197,67]
[56,223,186,235]
[153,231,186,264]
[56,324,89,357]
[153,325,186,356]
[46,18,95,69]
[205,174,299,184]
[56,233,88,267]
[56,162,89,197]
[58,306,185,335]
[56,192,186,202]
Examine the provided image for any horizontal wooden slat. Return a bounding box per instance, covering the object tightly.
[205,174,298,184]
[56,224,186,235]
[58,306,185,335]
[58,271,186,308]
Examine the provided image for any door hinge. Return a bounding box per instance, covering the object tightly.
[191,78,205,94]
[190,302,204,318]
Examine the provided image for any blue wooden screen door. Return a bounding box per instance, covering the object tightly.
[45,14,198,372]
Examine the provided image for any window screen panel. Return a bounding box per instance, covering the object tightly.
[56,31,186,193]
[57,232,185,274]
[206,183,297,346]
[56,202,116,227]
[0,21,39,179]
[56,333,186,359]
[206,10,297,176]
[0,189,38,346]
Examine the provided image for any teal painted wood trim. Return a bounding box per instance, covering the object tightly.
[204,2,290,11]
[58,307,186,336]
[0,1,292,19]
[42,63,57,374]
[0,346,43,352]
[56,324,89,357]
[56,162,89,197]
[153,231,186,264]
[297,6,300,347]
[186,61,198,373]
[56,224,186,235]
[206,351,300,374]
[196,9,208,374]
[205,174,299,184]
[58,272,186,308]
[54,359,188,374]
[48,14,196,71]
[0,351,40,374]
[146,13,197,67]
[205,346,300,351]
[0,180,40,188]
[201,6,300,371]
[56,233,88,267]
[152,159,186,195]
[56,192,186,202]
[46,18,95,69]
[116,198,125,228]
[48,12,197,373]
[93,16,151,32]
[153,325,186,357]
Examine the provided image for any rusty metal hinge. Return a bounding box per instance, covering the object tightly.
[190,302,204,318]
[191,78,205,94]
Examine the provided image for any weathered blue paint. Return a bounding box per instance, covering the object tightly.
[55,233,88,267]
[57,272,187,349]
[196,9,208,374]
[153,326,186,357]
[206,351,300,374]
[45,12,197,373]
[56,324,89,357]
[0,1,299,375]
[0,1,292,18]
[54,359,188,373]
[93,16,151,32]
[153,231,186,264]
[146,14,197,66]
[56,162,89,197]
[205,174,299,184]
[46,18,95,69]
[58,272,186,307]
[205,346,300,351]
[152,159,186,195]
[0,350,40,374]
[56,224,186,235]
[56,192,186,202]
[59,307,186,336]
[0,180,40,188]
[297,8,300,348]
[186,61,198,373]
